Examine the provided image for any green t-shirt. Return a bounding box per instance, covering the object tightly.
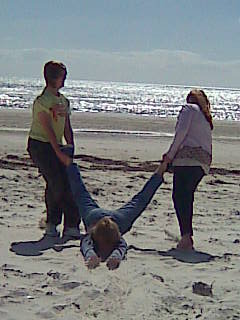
[29,87,71,144]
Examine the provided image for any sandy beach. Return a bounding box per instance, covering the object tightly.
[0,109,239,320]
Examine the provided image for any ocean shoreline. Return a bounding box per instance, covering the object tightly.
[0,109,239,168]
[0,108,239,136]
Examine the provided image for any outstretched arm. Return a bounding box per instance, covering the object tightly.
[106,237,128,270]
[81,234,101,269]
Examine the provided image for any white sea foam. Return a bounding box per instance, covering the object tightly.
[0,77,239,121]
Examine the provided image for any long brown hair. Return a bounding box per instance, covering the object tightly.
[187,89,214,130]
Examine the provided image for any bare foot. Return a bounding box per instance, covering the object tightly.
[177,234,194,250]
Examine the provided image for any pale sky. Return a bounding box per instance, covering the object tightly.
[0,0,240,88]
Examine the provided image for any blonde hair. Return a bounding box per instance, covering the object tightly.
[188,90,213,130]
[90,217,120,247]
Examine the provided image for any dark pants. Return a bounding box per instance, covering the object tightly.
[172,166,204,236]
[27,138,80,228]
[66,163,163,235]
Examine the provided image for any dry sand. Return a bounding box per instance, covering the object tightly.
[0,109,239,320]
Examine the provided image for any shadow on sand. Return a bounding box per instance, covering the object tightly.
[10,235,81,257]
[10,237,219,263]
[128,245,220,263]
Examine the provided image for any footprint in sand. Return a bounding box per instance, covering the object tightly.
[1,264,23,277]
[58,281,81,291]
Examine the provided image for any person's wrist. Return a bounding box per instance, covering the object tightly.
[164,155,172,163]
[55,148,62,156]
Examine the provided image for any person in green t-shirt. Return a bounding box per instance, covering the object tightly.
[27,61,80,238]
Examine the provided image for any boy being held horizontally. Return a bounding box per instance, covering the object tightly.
[67,161,168,270]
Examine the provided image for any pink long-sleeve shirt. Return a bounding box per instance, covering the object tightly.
[166,104,212,167]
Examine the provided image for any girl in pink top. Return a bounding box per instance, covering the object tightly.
[163,90,213,250]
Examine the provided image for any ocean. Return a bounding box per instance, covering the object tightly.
[0,77,239,121]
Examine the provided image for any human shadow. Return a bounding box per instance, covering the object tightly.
[10,235,80,257]
[128,245,220,263]
[52,235,82,253]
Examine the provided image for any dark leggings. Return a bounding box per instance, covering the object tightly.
[172,166,204,236]
[27,138,80,228]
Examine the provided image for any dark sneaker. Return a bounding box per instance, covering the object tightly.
[44,224,60,238]
[62,227,81,240]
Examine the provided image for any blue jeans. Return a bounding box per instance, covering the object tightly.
[66,164,163,235]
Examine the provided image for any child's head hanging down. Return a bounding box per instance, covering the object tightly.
[90,217,121,260]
